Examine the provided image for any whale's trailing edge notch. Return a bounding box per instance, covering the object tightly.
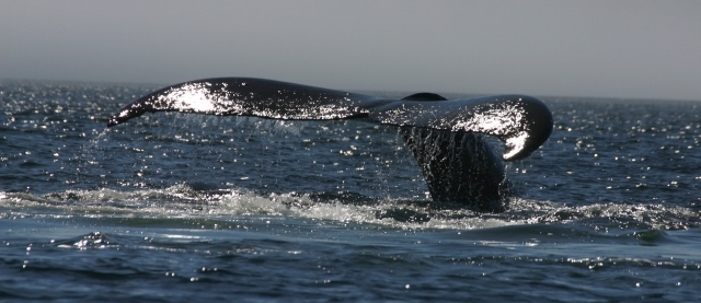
[107,77,553,212]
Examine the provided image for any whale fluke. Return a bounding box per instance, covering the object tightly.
[107,77,553,211]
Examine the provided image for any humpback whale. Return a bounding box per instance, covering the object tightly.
[107,78,553,212]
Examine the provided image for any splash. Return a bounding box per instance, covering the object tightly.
[3,185,698,231]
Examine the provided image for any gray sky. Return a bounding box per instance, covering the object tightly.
[2,1,700,100]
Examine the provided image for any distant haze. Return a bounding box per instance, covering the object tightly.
[2,0,700,100]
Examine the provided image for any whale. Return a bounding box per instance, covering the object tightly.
[107,77,553,212]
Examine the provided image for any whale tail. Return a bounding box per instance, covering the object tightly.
[397,92,509,211]
[107,78,552,211]
[401,127,510,211]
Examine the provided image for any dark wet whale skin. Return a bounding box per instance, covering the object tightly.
[107,77,552,212]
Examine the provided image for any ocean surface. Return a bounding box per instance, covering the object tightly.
[1,80,700,302]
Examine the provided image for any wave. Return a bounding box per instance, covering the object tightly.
[2,184,699,232]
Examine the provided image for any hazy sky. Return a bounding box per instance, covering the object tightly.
[2,1,700,100]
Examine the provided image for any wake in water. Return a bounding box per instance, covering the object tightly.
[3,182,698,232]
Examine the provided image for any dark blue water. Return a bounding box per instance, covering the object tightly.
[1,80,700,302]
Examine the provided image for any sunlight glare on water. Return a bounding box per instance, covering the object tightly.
[1,81,700,302]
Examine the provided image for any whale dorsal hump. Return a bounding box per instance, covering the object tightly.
[401,92,447,101]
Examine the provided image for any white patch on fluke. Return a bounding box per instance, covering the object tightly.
[503,132,529,160]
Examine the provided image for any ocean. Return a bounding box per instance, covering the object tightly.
[1,80,700,302]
